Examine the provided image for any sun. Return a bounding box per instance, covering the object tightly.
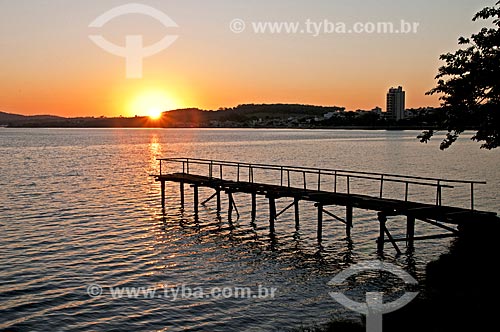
[148,107,163,120]
[129,90,180,119]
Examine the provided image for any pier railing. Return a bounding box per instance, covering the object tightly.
[157,158,486,210]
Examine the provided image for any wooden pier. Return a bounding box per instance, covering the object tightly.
[153,158,499,254]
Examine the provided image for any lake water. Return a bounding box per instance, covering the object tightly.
[1,128,498,331]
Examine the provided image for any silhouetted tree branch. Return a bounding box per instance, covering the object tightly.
[421,1,500,149]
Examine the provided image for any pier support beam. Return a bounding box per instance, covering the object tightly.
[160,180,165,209]
[317,203,323,243]
[294,198,300,230]
[180,182,185,209]
[377,212,387,253]
[407,215,415,250]
[251,192,257,221]
[268,197,276,234]
[346,205,353,238]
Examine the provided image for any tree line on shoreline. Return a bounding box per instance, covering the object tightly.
[1,104,447,129]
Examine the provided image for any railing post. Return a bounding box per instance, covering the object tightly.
[436,181,442,206]
[303,171,307,191]
[347,176,350,195]
[287,170,290,188]
[280,167,284,186]
[182,161,185,173]
[405,182,409,202]
[317,170,321,191]
[209,161,213,178]
[439,185,442,206]
[186,159,190,174]
[334,171,337,193]
[379,175,384,198]
[219,164,223,180]
[159,160,162,176]
[237,163,240,182]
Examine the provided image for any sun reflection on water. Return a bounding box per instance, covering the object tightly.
[149,133,162,169]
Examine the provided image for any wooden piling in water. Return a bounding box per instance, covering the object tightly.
[346,205,353,238]
[407,215,415,250]
[251,192,257,220]
[317,203,323,243]
[193,185,198,215]
[216,188,221,215]
[180,182,185,209]
[228,191,234,220]
[377,213,387,253]
[268,197,276,234]
[160,180,165,209]
[294,198,300,230]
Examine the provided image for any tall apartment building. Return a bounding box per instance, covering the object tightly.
[386,86,406,120]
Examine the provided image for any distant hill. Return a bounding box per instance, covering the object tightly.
[0,111,28,123]
[0,111,64,125]
[161,104,345,125]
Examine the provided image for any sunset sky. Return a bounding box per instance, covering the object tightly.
[0,0,495,117]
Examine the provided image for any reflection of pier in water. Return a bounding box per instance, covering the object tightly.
[152,158,499,254]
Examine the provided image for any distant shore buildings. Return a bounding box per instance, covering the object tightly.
[386,86,406,120]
